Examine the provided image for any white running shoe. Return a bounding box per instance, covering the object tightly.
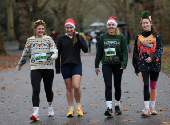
[30,112,39,121]
[48,107,54,117]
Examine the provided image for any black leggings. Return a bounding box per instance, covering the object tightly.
[102,64,123,101]
[141,71,159,101]
[31,69,54,107]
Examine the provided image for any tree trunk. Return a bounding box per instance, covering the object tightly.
[52,0,69,35]
[33,0,41,21]
[0,27,6,54]
[56,14,65,35]
[134,1,142,36]
[17,0,32,49]
[156,0,170,44]
[124,0,135,39]
[7,2,16,41]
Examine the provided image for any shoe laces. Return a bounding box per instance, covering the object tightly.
[48,107,53,112]
[33,112,39,117]
[151,108,156,112]
[77,106,82,111]
[68,109,74,113]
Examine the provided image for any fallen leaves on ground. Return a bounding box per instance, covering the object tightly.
[91,119,100,122]
[122,119,135,123]
[1,87,8,91]
[160,121,170,124]
[162,47,170,76]
[0,55,20,71]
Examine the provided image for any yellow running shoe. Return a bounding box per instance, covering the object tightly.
[67,109,74,117]
[76,105,83,116]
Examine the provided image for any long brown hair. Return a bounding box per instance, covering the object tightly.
[151,25,157,37]
[72,32,77,46]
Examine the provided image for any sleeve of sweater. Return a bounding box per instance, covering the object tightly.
[120,34,128,68]
[150,34,163,61]
[49,37,58,54]
[77,34,88,53]
[55,36,62,73]
[132,35,140,73]
[95,35,104,68]
[17,41,31,68]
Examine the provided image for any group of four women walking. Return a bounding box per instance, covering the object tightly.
[17,11,163,121]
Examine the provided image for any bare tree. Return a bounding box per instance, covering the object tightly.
[0,26,6,54]
[51,0,69,35]
[16,0,32,49]
[7,0,16,41]
[67,0,100,32]
[32,0,50,20]
[155,0,170,44]
[102,0,135,38]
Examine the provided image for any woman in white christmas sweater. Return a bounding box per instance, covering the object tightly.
[17,20,58,121]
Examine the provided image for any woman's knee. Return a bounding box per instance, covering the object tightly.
[105,83,112,89]
[144,84,149,90]
[66,87,73,92]
[33,88,40,95]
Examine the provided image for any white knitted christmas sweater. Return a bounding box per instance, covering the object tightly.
[18,35,58,70]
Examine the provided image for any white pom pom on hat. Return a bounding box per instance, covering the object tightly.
[65,18,76,28]
[106,16,117,27]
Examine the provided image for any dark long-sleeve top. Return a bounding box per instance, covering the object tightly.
[132,31,163,73]
[95,32,128,68]
[55,34,88,73]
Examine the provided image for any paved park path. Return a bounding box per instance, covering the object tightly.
[0,43,170,125]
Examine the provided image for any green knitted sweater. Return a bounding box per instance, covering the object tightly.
[95,32,128,68]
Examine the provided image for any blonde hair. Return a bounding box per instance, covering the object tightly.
[115,27,120,35]
[108,27,119,35]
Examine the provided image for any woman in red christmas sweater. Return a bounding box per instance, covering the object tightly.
[132,11,163,117]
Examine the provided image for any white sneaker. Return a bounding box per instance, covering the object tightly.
[48,107,54,117]
[30,112,39,121]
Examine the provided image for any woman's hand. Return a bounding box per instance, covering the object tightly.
[16,66,21,71]
[95,68,100,75]
[51,53,58,60]
[146,57,152,63]
[75,31,79,35]
[120,67,125,70]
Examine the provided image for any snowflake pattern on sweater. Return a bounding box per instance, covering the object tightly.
[18,35,58,70]
[132,32,163,73]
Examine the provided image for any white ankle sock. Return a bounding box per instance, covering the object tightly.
[76,103,81,106]
[33,107,39,113]
[115,100,120,106]
[144,101,149,109]
[150,101,155,108]
[48,102,52,107]
[69,106,74,110]
[106,101,112,109]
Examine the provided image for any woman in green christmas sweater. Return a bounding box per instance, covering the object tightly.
[95,16,128,116]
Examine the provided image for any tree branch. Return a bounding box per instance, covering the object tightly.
[39,0,50,11]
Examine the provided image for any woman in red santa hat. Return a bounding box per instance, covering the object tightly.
[55,18,88,117]
[95,16,128,116]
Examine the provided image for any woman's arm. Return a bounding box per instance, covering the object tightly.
[55,36,62,73]
[132,35,140,73]
[95,35,103,68]
[77,34,88,53]
[17,41,31,69]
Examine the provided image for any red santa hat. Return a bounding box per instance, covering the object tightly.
[106,16,117,27]
[65,18,76,28]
